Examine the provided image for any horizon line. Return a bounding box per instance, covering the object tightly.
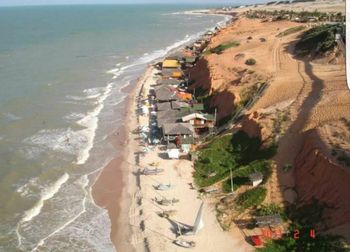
[0,2,240,7]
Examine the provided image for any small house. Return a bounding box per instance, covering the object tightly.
[249,172,263,187]
[156,79,182,86]
[162,123,194,142]
[157,109,179,125]
[161,68,183,79]
[156,102,172,111]
[167,143,180,159]
[155,86,176,102]
[162,59,180,68]
[181,113,215,132]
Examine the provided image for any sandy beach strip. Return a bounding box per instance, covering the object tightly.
[125,63,253,251]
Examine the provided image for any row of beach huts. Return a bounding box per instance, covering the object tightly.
[138,29,222,160]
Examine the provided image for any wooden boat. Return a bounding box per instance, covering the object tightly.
[173,239,196,248]
[154,197,179,206]
[140,168,164,175]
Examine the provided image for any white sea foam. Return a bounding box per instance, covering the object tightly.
[21,173,69,223]
[75,82,113,165]
[16,177,40,198]
[30,174,89,252]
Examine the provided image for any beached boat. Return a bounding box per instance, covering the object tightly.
[140,168,164,175]
[157,210,177,218]
[154,197,179,206]
[154,183,175,191]
[173,239,196,248]
[178,202,204,236]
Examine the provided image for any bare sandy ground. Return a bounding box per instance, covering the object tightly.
[235,0,346,14]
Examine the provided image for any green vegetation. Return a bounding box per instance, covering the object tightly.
[272,109,289,137]
[222,176,249,193]
[235,187,267,210]
[245,58,256,65]
[257,199,348,251]
[276,26,305,37]
[233,160,272,183]
[206,41,240,55]
[194,131,277,187]
[255,203,284,217]
[295,25,341,56]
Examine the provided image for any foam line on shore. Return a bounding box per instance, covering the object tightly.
[21,173,70,223]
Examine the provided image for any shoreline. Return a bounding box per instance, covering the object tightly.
[91,13,234,252]
[91,66,153,252]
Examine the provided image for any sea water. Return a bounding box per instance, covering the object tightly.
[0,4,228,251]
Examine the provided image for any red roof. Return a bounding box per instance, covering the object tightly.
[251,235,263,246]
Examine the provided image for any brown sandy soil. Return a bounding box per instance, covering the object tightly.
[234,0,346,15]
[191,14,350,242]
[189,17,302,121]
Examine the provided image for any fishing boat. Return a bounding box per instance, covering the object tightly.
[140,167,164,175]
[154,183,175,191]
[173,239,196,248]
[178,202,204,236]
[157,210,177,218]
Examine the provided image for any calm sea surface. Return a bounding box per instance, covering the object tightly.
[0,5,227,251]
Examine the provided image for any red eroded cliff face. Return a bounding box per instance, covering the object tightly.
[294,131,350,228]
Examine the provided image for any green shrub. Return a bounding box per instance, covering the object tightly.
[207,41,240,55]
[255,203,284,216]
[295,25,340,56]
[222,177,249,193]
[276,26,305,37]
[235,187,267,210]
[245,58,256,65]
[194,131,277,188]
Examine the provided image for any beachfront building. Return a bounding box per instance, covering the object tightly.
[161,68,183,79]
[157,109,180,125]
[162,59,180,68]
[162,123,194,143]
[181,112,215,134]
[161,58,184,79]
[249,172,263,187]
[156,78,183,87]
[154,86,177,102]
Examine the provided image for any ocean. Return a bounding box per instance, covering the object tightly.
[0,4,228,251]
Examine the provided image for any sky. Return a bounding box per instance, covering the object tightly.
[0,0,268,7]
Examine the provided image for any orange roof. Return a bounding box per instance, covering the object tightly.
[171,71,183,78]
[177,92,192,101]
[162,59,180,68]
